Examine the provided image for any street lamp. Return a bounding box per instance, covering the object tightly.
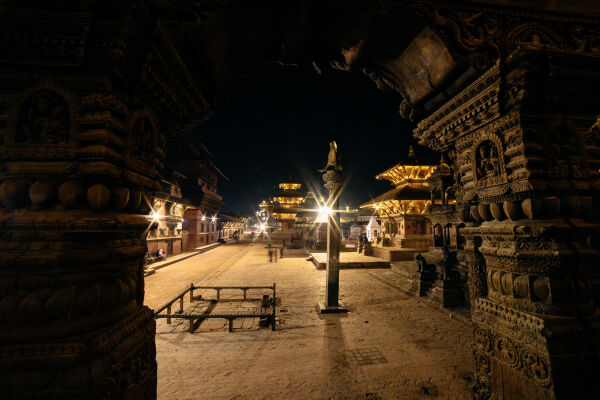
[316,204,331,223]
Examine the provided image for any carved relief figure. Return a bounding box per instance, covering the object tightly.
[131,117,155,162]
[475,141,500,180]
[17,90,70,144]
[545,123,584,174]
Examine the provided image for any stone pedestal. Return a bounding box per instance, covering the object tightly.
[316,301,348,314]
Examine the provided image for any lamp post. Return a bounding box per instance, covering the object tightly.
[317,141,348,314]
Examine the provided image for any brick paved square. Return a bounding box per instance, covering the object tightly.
[145,240,475,399]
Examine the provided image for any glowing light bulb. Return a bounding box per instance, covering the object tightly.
[150,210,161,223]
[316,205,331,223]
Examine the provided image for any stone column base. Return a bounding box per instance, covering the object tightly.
[316,301,348,314]
[472,299,600,400]
[0,307,157,399]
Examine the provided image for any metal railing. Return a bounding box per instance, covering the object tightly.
[154,283,277,332]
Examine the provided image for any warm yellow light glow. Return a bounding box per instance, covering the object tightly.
[279,183,302,190]
[150,210,161,223]
[273,196,303,205]
[211,216,216,222]
[201,215,206,221]
[376,165,437,186]
[272,212,297,220]
[317,205,331,223]
[363,199,431,216]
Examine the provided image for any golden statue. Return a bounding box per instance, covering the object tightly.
[321,141,341,172]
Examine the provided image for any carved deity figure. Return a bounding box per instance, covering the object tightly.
[132,117,155,162]
[475,141,500,180]
[321,141,341,171]
[18,91,69,144]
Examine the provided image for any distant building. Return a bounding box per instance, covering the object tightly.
[218,212,247,240]
[147,172,186,257]
[165,133,228,250]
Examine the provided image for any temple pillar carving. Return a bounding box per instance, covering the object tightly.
[0,76,160,397]
[414,49,600,399]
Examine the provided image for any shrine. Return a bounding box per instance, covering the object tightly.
[360,146,436,261]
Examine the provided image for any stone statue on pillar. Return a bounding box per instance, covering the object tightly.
[317,141,348,313]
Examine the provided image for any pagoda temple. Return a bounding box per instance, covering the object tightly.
[360,146,438,253]
[260,176,305,230]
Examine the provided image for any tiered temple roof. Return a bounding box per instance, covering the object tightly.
[360,146,438,216]
[273,178,304,208]
[260,176,306,223]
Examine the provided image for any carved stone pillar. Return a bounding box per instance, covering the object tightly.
[415,49,600,399]
[317,168,348,313]
[0,79,160,397]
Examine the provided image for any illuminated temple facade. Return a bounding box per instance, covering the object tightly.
[260,177,305,230]
[360,147,437,248]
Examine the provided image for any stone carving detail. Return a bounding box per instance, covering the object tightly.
[1,82,160,398]
[131,117,156,163]
[507,23,567,51]
[544,120,585,178]
[472,323,554,399]
[475,140,500,180]
[81,93,128,119]
[16,90,70,144]
[471,133,506,193]
[409,2,600,70]
[423,48,600,399]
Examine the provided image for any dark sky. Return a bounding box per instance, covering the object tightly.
[198,62,437,215]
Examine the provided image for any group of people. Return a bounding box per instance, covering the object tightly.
[267,247,284,262]
[145,248,167,264]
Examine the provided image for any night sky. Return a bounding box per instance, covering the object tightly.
[198,62,438,216]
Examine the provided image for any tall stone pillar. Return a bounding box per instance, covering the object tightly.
[317,143,348,313]
[0,85,160,396]
[414,49,600,399]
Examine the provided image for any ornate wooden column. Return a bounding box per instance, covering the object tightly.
[415,49,600,399]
